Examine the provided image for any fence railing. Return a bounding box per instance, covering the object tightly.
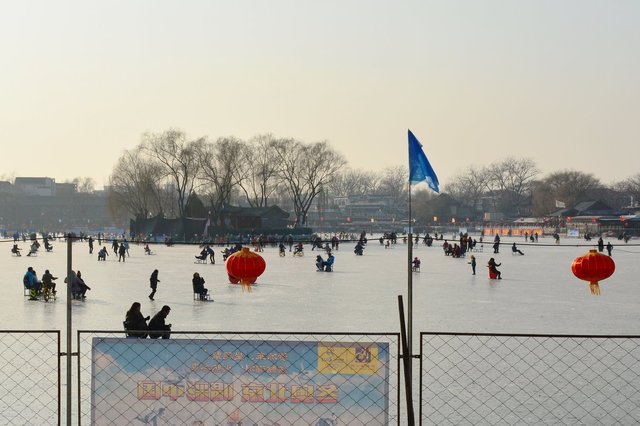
[0,330,60,425]
[78,331,400,426]
[4,330,639,425]
[420,333,640,425]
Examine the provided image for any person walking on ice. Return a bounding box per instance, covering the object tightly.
[149,269,160,300]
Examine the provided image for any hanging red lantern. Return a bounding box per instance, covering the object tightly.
[226,247,266,292]
[571,249,615,295]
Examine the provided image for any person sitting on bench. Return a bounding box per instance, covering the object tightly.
[124,302,149,338]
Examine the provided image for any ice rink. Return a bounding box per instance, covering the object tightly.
[3,234,639,337]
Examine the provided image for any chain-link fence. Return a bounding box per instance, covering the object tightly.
[78,331,400,425]
[420,333,640,425]
[0,330,60,425]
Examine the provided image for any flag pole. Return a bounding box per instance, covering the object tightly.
[405,129,439,424]
[407,177,414,380]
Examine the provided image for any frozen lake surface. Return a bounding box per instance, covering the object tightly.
[3,234,639,337]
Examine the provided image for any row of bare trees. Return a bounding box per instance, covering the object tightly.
[107,129,640,227]
[445,160,640,218]
[108,129,348,227]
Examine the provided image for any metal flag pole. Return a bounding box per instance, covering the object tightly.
[66,235,72,426]
[407,180,414,366]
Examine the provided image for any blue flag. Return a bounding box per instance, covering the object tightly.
[408,129,439,193]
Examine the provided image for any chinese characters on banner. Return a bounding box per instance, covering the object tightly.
[92,338,390,425]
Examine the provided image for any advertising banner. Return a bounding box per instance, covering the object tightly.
[92,338,390,425]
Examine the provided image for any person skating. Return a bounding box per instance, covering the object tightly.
[118,243,126,262]
[468,255,476,275]
[149,269,160,300]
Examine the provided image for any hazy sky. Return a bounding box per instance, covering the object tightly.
[1,0,638,188]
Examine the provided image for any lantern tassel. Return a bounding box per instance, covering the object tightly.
[241,280,252,293]
[589,281,600,296]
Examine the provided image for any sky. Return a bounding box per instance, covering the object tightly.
[1,0,638,189]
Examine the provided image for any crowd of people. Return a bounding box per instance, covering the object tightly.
[13,229,629,339]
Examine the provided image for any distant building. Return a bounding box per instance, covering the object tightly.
[55,182,77,196]
[220,205,290,229]
[14,177,56,196]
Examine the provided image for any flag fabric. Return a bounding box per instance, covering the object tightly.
[408,129,440,193]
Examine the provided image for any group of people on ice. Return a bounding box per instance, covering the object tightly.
[315,253,335,272]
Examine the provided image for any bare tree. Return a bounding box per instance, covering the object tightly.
[197,137,245,225]
[531,170,602,216]
[613,174,640,207]
[108,146,165,219]
[71,177,96,193]
[375,166,408,206]
[327,169,380,198]
[143,129,205,218]
[271,139,347,226]
[444,165,488,215]
[485,158,539,216]
[236,134,281,207]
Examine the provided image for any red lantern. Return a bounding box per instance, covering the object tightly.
[226,247,266,292]
[571,249,615,295]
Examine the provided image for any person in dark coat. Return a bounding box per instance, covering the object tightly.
[149,269,160,300]
[512,243,524,255]
[192,272,208,300]
[76,270,91,298]
[487,258,502,279]
[118,243,126,262]
[125,302,149,338]
[42,269,58,294]
[148,305,171,339]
